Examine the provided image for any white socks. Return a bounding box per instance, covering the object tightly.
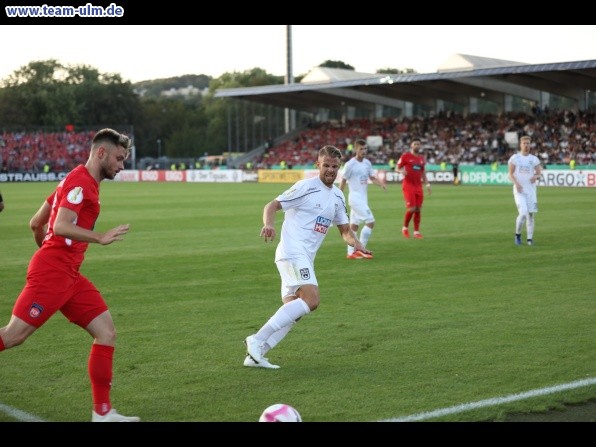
[360,226,372,247]
[347,226,373,255]
[515,214,526,234]
[526,214,535,240]
[263,323,295,354]
[255,298,310,341]
[516,214,534,239]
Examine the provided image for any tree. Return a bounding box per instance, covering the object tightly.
[0,61,287,159]
[0,60,72,127]
[319,60,355,70]
[0,60,141,128]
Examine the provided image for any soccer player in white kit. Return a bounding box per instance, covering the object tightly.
[339,139,386,259]
[244,145,370,369]
[507,135,542,246]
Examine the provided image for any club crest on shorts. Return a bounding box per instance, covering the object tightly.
[29,302,44,319]
[300,268,310,280]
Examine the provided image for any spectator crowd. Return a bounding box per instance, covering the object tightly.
[1,109,595,174]
[1,130,95,174]
[252,108,595,169]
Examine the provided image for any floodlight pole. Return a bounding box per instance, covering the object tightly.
[285,25,296,133]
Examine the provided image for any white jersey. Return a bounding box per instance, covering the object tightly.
[275,176,349,263]
[508,152,541,194]
[341,157,374,205]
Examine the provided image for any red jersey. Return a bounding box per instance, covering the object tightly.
[40,164,100,274]
[398,152,426,189]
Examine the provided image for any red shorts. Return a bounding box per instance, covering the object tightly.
[402,186,424,208]
[12,252,108,328]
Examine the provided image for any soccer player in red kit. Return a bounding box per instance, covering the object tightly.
[396,138,432,239]
[0,128,140,422]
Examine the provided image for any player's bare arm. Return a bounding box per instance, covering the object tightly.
[531,165,542,183]
[424,173,432,195]
[261,199,281,242]
[54,207,129,245]
[337,223,371,254]
[339,178,347,192]
[371,175,387,191]
[508,163,522,192]
[29,201,51,247]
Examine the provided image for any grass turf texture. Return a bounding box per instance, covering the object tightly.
[0,182,594,422]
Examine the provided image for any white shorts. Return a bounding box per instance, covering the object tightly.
[348,198,375,225]
[275,256,318,301]
[513,190,538,215]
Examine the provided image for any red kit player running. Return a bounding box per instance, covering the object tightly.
[0,128,140,422]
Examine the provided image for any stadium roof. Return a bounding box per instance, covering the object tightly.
[214,55,596,114]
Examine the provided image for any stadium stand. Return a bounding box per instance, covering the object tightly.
[2,56,594,174]
[246,109,595,170]
[1,108,594,174]
[1,131,94,174]
[216,54,596,168]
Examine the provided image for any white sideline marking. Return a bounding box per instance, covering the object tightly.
[379,377,596,422]
[0,403,46,422]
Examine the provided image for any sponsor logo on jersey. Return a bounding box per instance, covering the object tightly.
[314,216,331,234]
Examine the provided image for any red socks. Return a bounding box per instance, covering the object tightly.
[404,210,413,227]
[413,212,421,232]
[88,344,114,415]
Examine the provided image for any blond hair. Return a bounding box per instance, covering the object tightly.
[318,145,342,160]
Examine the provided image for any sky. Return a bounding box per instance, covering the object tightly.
[1,25,595,83]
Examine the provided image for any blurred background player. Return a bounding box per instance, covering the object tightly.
[339,139,386,259]
[396,137,431,239]
[508,135,542,246]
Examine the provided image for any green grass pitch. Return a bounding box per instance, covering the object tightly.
[0,181,594,422]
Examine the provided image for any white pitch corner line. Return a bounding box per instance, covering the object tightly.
[0,403,46,422]
[378,377,596,422]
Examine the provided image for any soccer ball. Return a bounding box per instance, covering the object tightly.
[258,403,302,422]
